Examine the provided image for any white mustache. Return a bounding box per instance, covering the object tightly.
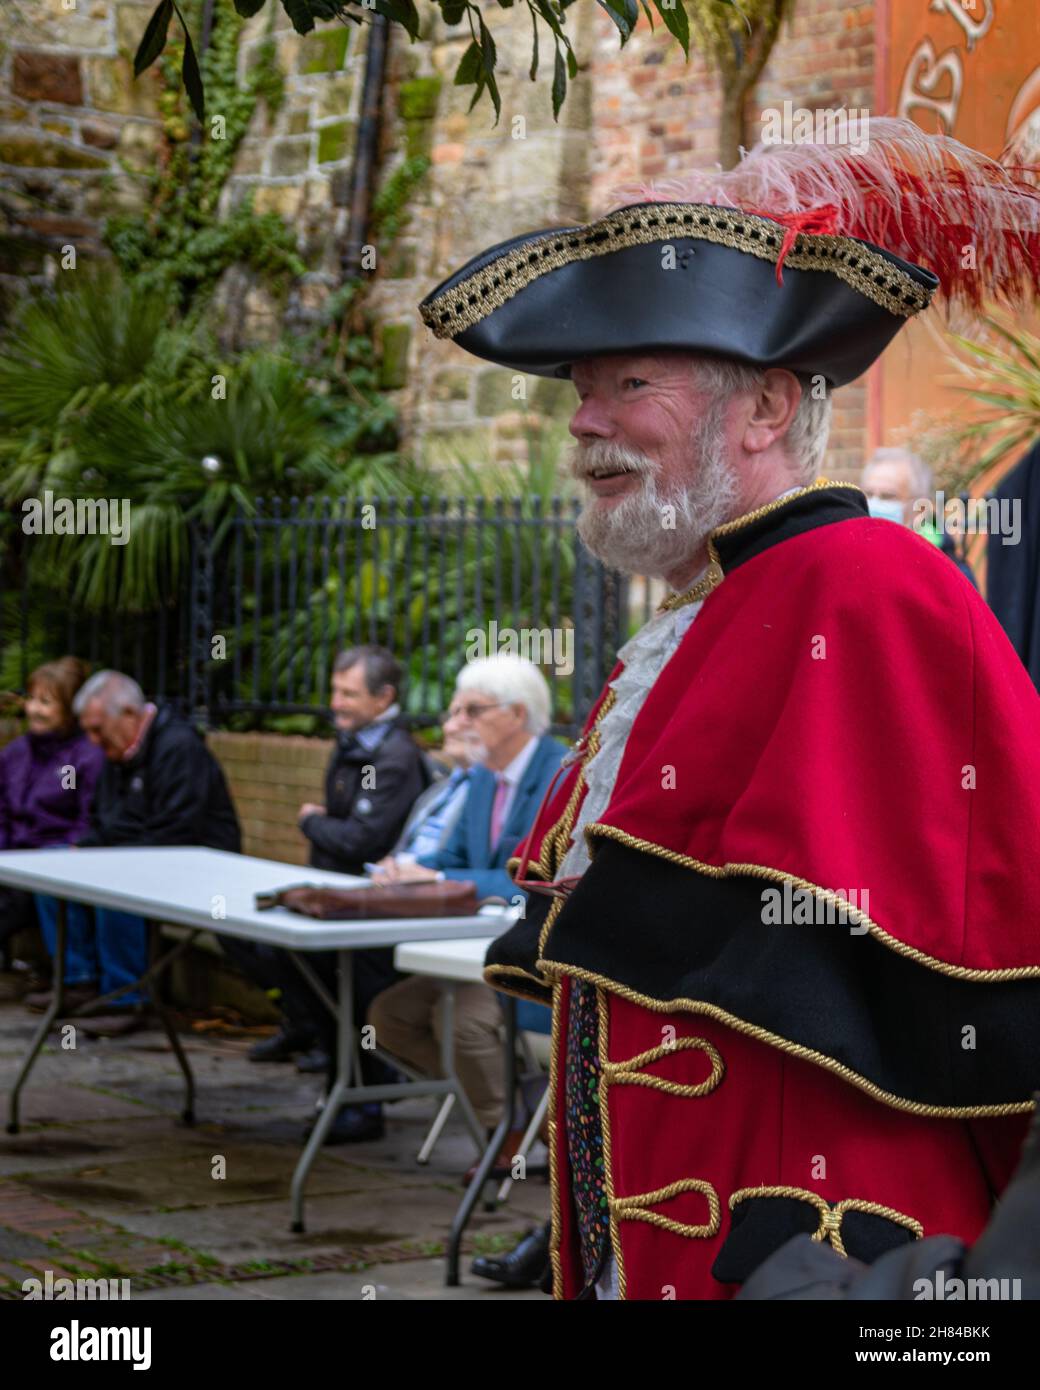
[569,445,653,480]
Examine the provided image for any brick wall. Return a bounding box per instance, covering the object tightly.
[205,730,332,866]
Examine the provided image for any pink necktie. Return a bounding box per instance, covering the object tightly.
[490,774,509,849]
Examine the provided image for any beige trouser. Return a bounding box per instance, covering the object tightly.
[367,975,505,1129]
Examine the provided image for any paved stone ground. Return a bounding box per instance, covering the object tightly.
[0,977,549,1301]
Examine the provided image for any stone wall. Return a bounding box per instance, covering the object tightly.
[0,0,879,477]
[0,0,164,304]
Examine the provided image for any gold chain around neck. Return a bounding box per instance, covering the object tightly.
[656,560,724,614]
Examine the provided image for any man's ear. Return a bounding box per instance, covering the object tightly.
[742,369,802,455]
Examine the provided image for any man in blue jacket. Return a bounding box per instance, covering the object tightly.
[367,654,564,1157]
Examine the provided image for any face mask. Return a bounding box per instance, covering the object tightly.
[866,496,906,525]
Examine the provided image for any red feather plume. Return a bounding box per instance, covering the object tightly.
[603,116,1040,309]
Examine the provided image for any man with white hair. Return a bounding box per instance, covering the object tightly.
[69,670,241,1036]
[419,119,1040,1300]
[367,654,564,1163]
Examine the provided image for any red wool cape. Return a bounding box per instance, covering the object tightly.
[487,484,1040,1301]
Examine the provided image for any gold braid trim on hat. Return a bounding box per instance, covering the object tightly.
[420,204,935,341]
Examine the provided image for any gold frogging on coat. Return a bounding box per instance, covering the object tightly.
[727,1185,924,1258]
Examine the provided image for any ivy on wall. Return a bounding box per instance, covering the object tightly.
[105,2,303,309]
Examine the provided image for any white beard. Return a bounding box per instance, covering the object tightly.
[568,404,739,579]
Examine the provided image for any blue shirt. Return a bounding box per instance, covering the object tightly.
[402,768,471,859]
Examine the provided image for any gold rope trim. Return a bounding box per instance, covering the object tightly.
[658,478,864,613]
[597,984,627,1299]
[481,963,553,1003]
[536,959,1035,1119]
[581,821,1040,983]
[709,477,864,545]
[547,979,564,1300]
[602,1036,725,1098]
[611,1178,723,1242]
[728,1185,923,1258]
[420,204,934,341]
[536,894,567,963]
[507,855,547,880]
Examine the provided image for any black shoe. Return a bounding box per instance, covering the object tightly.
[471,1224,551,1289]
[303,1105,385,1145]
[295,1047,333,1074]
[249,1026,316,1063]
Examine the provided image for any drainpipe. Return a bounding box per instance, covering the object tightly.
[339,13,390,280]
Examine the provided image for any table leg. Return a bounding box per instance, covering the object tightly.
[7,900,66,1135]
[445,993,517,1286]
[289,948,355,1234]
[147,923,196,1125]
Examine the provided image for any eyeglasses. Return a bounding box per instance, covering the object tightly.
[442,701,507,723]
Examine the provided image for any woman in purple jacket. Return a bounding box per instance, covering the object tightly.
[0,657,105,1008]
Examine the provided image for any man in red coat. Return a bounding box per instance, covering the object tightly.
[418,118,1040,1300]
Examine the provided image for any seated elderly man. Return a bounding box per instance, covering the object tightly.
[67,670,241,1036]
[367,654,563,1160]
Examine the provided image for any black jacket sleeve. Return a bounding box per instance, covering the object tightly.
[300,755,417,866]
[75,767,110,847]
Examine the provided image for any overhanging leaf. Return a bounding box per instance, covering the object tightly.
[281,0,317,34]
[552,44,566,120]
[599,0,638,43]
[373,0,421,40]
[133,0,174,77]
[651,0,690,57]
[173,2,205,122]
[232,0,268,16]
[454,39,483,86]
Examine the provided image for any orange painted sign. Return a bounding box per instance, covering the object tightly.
[873,0,1040,458]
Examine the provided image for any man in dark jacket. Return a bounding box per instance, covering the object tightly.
[296,646,430,874]
[76,675,240,855]
[229,646,430,1142]
[68,669,242,1036]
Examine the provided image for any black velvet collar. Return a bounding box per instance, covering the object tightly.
[710,481,869,576]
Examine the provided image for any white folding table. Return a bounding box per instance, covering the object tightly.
[0,846,517,1232]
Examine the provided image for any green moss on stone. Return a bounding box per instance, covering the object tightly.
[299,28,350,74]
[0,138,107,170]
[398,76,442,121]
[317,121,351,164]
[380,323,412,390]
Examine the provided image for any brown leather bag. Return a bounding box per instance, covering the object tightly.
[254,879,482,920]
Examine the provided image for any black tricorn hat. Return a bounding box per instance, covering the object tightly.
[419,118,1040,389]
[418,203,937,388]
